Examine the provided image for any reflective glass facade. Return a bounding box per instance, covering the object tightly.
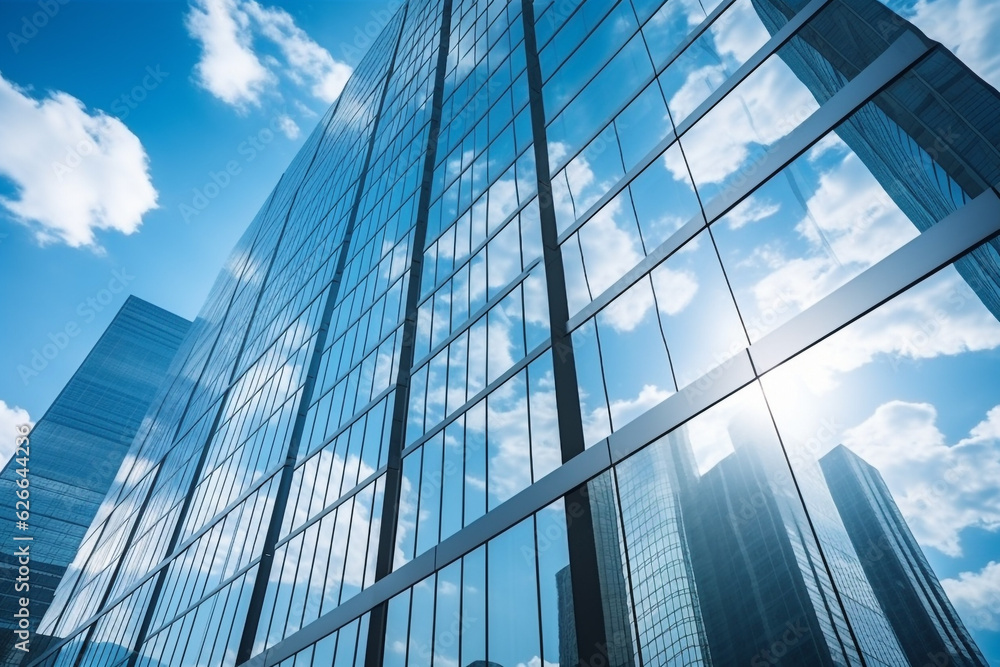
[28,0,1000,666]
[0,297,190,665]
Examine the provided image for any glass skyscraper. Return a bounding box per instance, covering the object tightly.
[0,297,189,665]
[25,0,1000,666]
[821,445,989,666]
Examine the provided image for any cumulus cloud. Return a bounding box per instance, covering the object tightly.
[186,0,352,110]
[0,401,32,468]
[725,194,781,230]
[185,0,274,108]
[517,658,559,667]
[942,561,1000,631]
[0,74,158,248]
[710,0,773,64]
[842,401,1000,557]
[242,1,352,104]
[776,268,1000,393]
[795,153,917,267]
[274,113,300,139]
[747,152,920,326]
[671,56,820,188]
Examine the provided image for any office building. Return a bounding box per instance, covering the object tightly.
[0,297,189,665]
[27,0,1000,665]
[821,445,989,666]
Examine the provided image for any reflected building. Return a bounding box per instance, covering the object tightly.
[666,417,905,666]
[612,429,710,666]
[556,474,636,667]
[24,0,1000,666]
[752,0,1000,319]
[598,419,986,667]
[821,445,990,667]
[0,297,189,666]
[578,415,911,666]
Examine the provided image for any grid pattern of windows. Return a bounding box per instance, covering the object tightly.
[29,0,1000,665]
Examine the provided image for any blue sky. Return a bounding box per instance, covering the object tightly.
[0,0,391,435]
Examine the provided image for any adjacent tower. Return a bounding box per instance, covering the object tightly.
[0,297,189,665]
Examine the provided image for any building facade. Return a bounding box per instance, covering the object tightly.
[0,297,190,664]
[26,0,1000,666]
[821,446,990,666]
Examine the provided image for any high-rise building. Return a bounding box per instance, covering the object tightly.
[26,0,1000,666]
[0,297,190,665]
[821,445,990,667]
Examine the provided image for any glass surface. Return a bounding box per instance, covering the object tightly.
[763,252,1000,666]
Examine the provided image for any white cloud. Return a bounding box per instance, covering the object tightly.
[600,272,653,333]
[725,194,781,230]
[775,268,1000,393]
[0,74,158,248]
[243,0,352,104]
[517,657,559,667]
[596,383,673,435]
[652,265,699,316]
[667,64,728,125]
[274,114,300,139]
[795,153,917,267]
[0,401,32,468]
[905,0,1000,91]
[672,56,820,188]
[710,0,773,64]
[807,132,848,163]
[942,561,1000,631]
[841,401,1000,557]
[186,0,274,109]
[186,0,352,109]
[483,392,534,503]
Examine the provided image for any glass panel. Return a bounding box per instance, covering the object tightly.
[658,0,774,128]
[610,384,868,664]
[714,47,1000,343]
[488,519,542,667]
[680,52,822,204]
[462,546,487,665]
[763,252,1000,666]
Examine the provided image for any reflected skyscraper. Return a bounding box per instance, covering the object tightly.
[752,0,1000,319]
[579,416,912,666]
[821,445,989,667]
[673,416,905,666]
[556,474,635,667]
[0,297,189,666]
[612,429,710,666]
